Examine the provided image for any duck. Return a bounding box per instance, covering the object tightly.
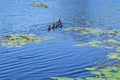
[59,24,62,28]
[52,23,55,29]
[48,25,51,31]
[58,18,62,25]
[55,22,58,28]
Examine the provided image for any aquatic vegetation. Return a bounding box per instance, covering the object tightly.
[107,53,120,59]
[63,27,120,36]
[74,41,102,47]
[51,77,73,80]
[50,66,120,80]
[50,53,120,80]
[74,40,119,48]
[85,67,96,71]
[31,2,48,8]
[103,39,119,44]
[0,34,51,47]
[63,27,120,49]
[62,27,104,35]
[116,46,120,52]
[62,27,81,31]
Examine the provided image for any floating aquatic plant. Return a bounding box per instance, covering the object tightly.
[0,34,52,47]
[85,67,96,71]
[116,46,120,53]
[74,40,102,47]
[31,2,48,8]
[50,53,120,80]
[103,39,119,44]
[63,27,120,36]
[107,53,119,59]
[74,39,120,49]
[50,77,73,80]
[50,66,120,80]
[50,27,120,80]
[62,27,104,35]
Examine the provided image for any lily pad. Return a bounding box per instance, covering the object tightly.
[74,40,102,47]
[31,2,48,8]
[116,46,120,52]
[50,77,73,80]
[0,34,52,47]
[107,53,119,59]
[85,67,96,71]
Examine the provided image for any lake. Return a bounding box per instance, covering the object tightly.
[0,0,120,80]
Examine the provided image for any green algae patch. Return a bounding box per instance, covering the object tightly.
[31,2,48,8]
[0,34,52,47]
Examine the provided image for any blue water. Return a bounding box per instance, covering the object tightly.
[0,0,120,80]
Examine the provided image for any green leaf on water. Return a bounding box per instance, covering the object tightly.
[107,53,119,59]
[106,78,117,80]
[0,34,52,47]
[116,46,120,52]
[77,78,84,80]
[50,77,73,80]
[85,67,96,71]
[91,71,102,75]
[31,2,48,8]
[85,77,97,80]
[74,43,87,46]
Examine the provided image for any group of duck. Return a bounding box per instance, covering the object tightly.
[48,18,62,31]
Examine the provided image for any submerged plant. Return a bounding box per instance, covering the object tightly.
[31,2,48,8]
[0,34,52,47]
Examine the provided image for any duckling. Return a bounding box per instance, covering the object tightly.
[52,23,55,29]
[56,22,60,26]
[58,18,62,24]
[48,25,51,31]
[59,24,62,28]
[55,22,58,28]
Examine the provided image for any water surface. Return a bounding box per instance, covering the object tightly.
[0,0,120,80]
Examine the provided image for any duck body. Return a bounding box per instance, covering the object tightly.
[47,18,63,31]
[48,25,51,31]
[58,18,62,24]
[52,23,55,29]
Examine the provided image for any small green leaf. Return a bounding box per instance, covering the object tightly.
[50,77,73,80]
[85,67,96,71]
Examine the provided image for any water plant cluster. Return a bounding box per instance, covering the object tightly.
[31,2,48,8]
[50,55,120,80]
[0,34,51,47]
[50,27,120,80]
[63,27,120,49]
[62,27,120,36]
